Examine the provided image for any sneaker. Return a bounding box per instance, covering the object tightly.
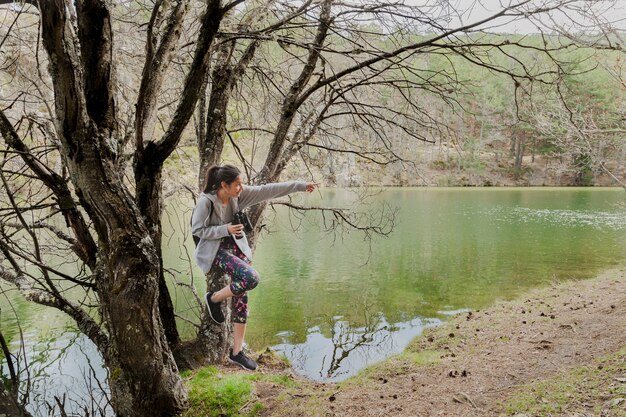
[205,292,225,324]
[229,349,258,371]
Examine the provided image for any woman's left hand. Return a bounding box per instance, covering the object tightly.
[306,182,321,193]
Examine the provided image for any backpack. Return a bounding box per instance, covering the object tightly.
[192,196,213,247]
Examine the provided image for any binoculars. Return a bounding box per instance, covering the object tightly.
[232,210,253,239]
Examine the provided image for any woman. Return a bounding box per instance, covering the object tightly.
[191,164,319,371]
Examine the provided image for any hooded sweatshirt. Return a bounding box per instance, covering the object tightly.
[191,181,307,273]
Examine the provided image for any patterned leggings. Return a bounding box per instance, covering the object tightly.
[211,237,260,324]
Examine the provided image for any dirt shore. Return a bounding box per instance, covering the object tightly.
[246,266,626,416]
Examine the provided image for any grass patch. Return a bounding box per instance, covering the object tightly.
[251,373,297,388]
[183,367,255,417]
[501,347,626,416]
[182,366,297,417]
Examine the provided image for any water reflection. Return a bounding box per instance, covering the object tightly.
[1,331,110,416]
[272,313,441,381]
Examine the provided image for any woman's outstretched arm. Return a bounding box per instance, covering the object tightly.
[238,181,319,210]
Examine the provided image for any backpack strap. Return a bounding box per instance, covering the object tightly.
[192,195,214,247]
[205,196,214,225]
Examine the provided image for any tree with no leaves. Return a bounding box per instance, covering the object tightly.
[0,0,621,415]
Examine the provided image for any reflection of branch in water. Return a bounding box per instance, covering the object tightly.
[320,308,396,379]
[17,330,111,417]
[321,321,376,379]
[284,343,311,375]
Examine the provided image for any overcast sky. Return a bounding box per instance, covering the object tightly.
[406,0,626,34]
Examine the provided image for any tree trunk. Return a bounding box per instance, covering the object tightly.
[515,136,525,170]
[198,63,232,182]
[38,2,187,413]
[198,5,333,360]
[189,40,262,367]
[198,39,259,186]
[134,143,181,349]
[509,130,517,159]
[174,269,233,370]
[0,384,30,417]
[85,162,186,415]
[188,56,245,368]
[195,73,209,186]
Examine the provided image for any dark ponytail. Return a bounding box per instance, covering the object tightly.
[203,164,241,193]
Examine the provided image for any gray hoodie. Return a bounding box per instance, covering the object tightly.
[191,181,307,273]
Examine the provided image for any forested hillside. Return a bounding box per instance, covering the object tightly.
[186,34,624,188]
[2,10,623,189]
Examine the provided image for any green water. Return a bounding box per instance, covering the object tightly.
[2,188,626,396]
[237,188,626,380]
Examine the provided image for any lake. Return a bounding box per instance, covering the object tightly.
[2,187,626,413]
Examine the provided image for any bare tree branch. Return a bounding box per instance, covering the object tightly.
[0,109,97,267]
